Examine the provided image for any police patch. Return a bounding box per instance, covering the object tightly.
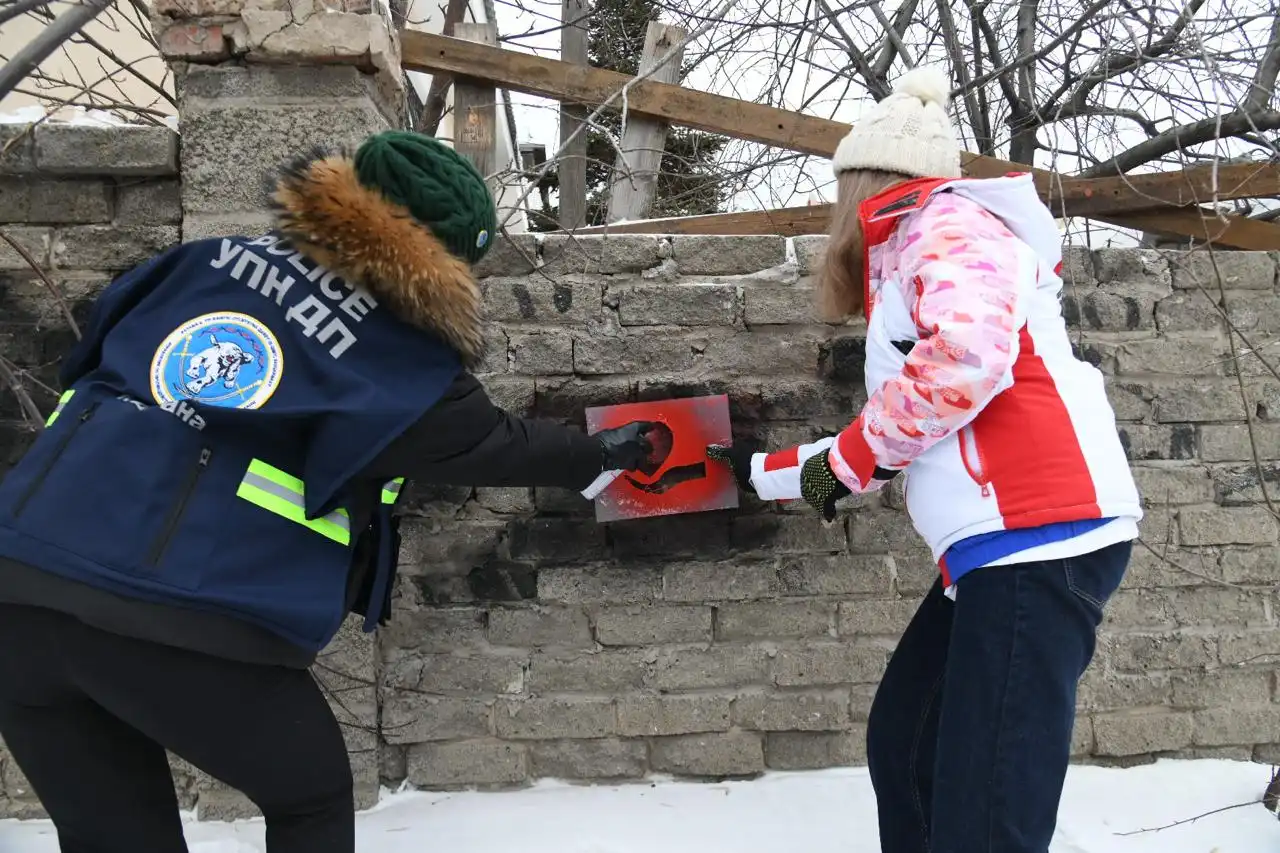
[150,311,283,410]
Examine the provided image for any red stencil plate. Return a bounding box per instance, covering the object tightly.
[585,394,738,522]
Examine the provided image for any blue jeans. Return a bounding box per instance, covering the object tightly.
[866,540,1131,853]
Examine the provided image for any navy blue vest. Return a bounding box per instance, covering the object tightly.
[0,235,461,652]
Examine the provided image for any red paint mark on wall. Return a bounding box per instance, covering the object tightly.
[586,394,738,522]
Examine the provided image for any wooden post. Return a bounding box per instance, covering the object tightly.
[607,22,686,223]
[451,22,499,183]
[557,0,588,229]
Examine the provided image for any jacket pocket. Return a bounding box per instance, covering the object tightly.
[11,402,99,518]
[147,447,212,567]
[958,425,991,497]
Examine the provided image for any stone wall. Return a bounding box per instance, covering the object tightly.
[1,125,1279,819]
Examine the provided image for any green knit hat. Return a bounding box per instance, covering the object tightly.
[353,130,497,265]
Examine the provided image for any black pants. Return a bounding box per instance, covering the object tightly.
[0,604,353,853]
[866,540,1131,853]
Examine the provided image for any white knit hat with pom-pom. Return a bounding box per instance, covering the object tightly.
[831,65,961,178]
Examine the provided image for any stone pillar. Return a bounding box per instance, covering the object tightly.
[152,0,405,243]
[150,0,402,814]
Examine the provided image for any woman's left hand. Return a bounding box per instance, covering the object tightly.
[706,443,756,494]
[800,451,851,522]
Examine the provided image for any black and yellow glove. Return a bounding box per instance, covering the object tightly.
[800,451,850,522]
[706,443,757,494]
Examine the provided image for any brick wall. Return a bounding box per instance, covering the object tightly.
[0,125,1278,818]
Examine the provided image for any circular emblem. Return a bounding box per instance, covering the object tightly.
[476,229,489,249]
[150,311,283,410]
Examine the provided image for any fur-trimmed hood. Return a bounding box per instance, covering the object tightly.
[269,149,485,368]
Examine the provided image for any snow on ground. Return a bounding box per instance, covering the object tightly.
[1,759,1277,852]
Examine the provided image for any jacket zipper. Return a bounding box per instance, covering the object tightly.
[12,402,98,517]
[958,426,992,497]
[148,447,211,567]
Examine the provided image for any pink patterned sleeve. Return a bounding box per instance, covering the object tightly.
[826,194,1031,493]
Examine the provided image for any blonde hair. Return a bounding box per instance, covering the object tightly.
[817,168,913,322]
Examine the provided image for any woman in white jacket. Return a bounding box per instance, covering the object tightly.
[710,67,1142,853]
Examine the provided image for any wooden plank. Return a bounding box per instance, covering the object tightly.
[451,23,499,182]
[607,22,686,223]
[401,30,1280,248]
[557,0,589,229]
[416,0,469,136]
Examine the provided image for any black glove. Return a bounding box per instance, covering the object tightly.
[800,451,851,522]
[596,421,660,473]
[706,443,756,494]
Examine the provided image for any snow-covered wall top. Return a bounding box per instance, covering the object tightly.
[2,120,1279,821]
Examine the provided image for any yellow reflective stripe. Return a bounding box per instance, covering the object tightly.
[237,460,351,545]
[381,477,405,505]
[45,389,75,426]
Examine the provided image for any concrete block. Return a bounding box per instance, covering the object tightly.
[1172,669,1272,710]
[1163,586,1271,629]
[1064,288,1158,332]
[181,212,277,242]
[730,513,848,554]
[1211,462,1280,505]
[379,607,489,652]
[1153,380,1248,423]
[35,125,177,176]
[743,284,819,324]
[1169,251,1276,290]
[617,694,732,736]
[595,605,712,646]
[1192,707,1280,746]
[116,180,183,225]
[1093,711,1194,756]
[662,561,781,602]
[838,599,918,638]
[757,378,858,419]
[1060,246,1095,286]
[1076,670,1171,712]
[531,376,635,419]
[672,235,786,275]
[1179,507,1278,546]
[1217,630,1280,667]
[1219,549,1280,584]
[381,694,490,743]
[537,565,662,603]
[1118,424,1197,461]
[731,690,850,731]
[608,515,732,560]
[54,226,178,270]
[1160,290,1280,337]
[572,332,699,374]
[0,227,52,269]
[698,328,831,376]
[388,653,526,695]
[1122,545,1221,588]
[0,124,35,174]
[508,518,607,562]
[777,555,898,597]
[526,649,652,693]
[494,697,616,739]
[0,179,110,224]
[539,234,662,274]
[474,487,534,513]
[472,234,539,278]
[615,283,739,326]
[529,738,646,780]
[158,21,231,60]
[179,102,388,215]
[1131,464,1216,506]
[773,643,887,686]
[647,646,772,691]
[510,332,573,374]
[1071,716,1095,757]
[1106,632,1218,672]
[765,729,866,770]
[407,741,527,787]
[792,235,827,276]
[1116,337,1227,377]
[488,606,593,648]
[1094,248,1172,289]
[716,600,835,641]
[480,276,600,324]
[649,732,764,777]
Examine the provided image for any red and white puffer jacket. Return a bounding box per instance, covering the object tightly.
[750,173,1141,565]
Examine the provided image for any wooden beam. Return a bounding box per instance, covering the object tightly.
[577,163,1280,239]
[451,23,499,182]
[557,0,589,229]
[607,21,686,223]
[400,31,1280,249]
